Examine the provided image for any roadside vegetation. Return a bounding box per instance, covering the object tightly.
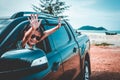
[94,42,114,46]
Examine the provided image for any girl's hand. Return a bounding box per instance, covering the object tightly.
[28,14,42,30]
[57,17,61,29]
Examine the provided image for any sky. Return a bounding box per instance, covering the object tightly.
[0,0,120,30]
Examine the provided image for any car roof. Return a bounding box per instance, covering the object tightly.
[10,11,58,19]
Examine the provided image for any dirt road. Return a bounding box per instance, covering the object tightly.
[90,46,120,80]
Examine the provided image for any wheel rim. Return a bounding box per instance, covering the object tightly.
[84,64,89,80]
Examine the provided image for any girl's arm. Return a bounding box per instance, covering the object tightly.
[39,18,61,41]
[21,14,42,48]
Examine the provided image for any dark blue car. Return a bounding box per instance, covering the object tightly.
[0,12,91,80]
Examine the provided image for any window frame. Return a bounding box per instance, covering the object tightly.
[45,23,71,51]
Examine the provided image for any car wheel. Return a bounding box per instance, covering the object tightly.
[83,61,90,80]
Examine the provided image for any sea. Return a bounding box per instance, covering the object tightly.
[78,30,120,34]
[77,30,120,46]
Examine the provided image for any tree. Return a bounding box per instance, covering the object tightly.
[32,0,70,19]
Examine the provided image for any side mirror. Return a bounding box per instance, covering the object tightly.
[0,49,48,79]
[75,30,81,36]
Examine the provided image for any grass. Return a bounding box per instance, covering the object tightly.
[95,42,114,46]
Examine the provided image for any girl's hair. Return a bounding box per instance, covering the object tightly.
[36,27,44,36]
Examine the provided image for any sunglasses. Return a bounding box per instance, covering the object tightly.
[31,34,41,41]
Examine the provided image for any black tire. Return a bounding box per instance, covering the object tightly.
[83,61,90,80]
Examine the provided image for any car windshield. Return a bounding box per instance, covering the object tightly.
[0,19,13,34]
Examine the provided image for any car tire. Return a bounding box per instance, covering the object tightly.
[83,61,90,80]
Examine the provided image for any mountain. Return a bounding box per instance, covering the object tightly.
[78,25,107,31]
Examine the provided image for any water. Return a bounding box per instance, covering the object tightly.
[78,30,120,34]
[77,30,120,47]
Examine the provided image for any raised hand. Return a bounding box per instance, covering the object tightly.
[28,14,42,30]
[57,17,61,29]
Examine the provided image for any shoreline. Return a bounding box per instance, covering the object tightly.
[81,32,120,47]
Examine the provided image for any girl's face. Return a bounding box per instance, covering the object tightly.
[28,31,41,47]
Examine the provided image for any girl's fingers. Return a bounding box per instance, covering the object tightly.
[30,14,33,20]
[36,14,38,19]
[36,14,38,21]
[34,14,37,19]
[38,19,42,27]
[28,14,40,27]
[58,17,61,23]
[28,17,32,23]
[35,14,38,19]
[32,14,35,20]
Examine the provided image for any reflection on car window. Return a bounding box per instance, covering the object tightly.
[0,20,12,34]
[46,25,70,49]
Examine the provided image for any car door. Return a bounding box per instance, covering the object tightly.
[46,23,81,80]
[18,22,65,80]
[40,22,64,80]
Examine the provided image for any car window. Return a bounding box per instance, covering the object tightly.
[0,20,12,34]
[44,24,70,50]
[35,25,51,53]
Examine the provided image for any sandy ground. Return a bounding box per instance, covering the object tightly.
[90,45,120,80]
[79,32,120,80]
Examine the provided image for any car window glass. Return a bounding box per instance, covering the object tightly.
[45,24,70,49]
[35,25,51,53]
[0,20,12,35]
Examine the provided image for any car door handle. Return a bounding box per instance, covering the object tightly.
[51,62,60,72]
[73,47,77,53]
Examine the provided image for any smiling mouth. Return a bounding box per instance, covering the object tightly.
[29,39,36,44]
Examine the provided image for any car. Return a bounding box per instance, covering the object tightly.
[0,12,91,80]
